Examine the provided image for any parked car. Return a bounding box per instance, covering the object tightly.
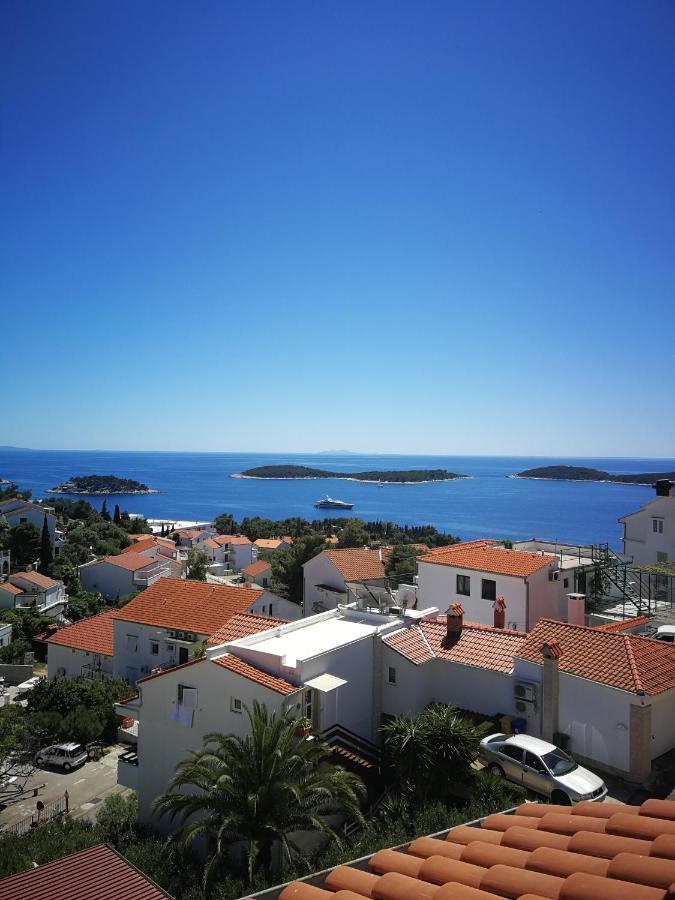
[35,742,88,771]
[479,732,607,804]
[653,625,675,644]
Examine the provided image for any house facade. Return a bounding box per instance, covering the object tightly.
[202,535,254,574]
[254,537,293,553]
[620,479,675,566]
[47,609,115,680]
[0,499,64,555]
[0,571,68,617]
[241,559,273,587]
[302,549,386,616]
[79,552,172,599]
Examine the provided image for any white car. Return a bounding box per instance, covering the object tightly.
[35,742,88,771]
[654,625,675,644]
[479,733,607,804]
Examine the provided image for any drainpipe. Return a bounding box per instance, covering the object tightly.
[541,640,563,742]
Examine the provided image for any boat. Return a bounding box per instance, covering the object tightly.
[313,496,354,510]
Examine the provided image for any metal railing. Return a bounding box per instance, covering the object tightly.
[0,791,69,839]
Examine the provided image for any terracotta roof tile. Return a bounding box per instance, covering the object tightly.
[213,654,298,694]
[517,618,675,695]
[114,578,263,634]
[206,612,289,646]
[9,570,60,589]
[384,618,526,672]
[323,549,385,581]
[0,843,169,899]
[47,609,115,656]
[0,582,24,595]
[103,551,163,572]
[593,615,651,633]
[213,534,252,546]
[255,538,287,550]
[242,560,272,577]
[418,542,556,577]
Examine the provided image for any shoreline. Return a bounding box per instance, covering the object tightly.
[509,475,652,487]
[47,488,160,495]
[231,473,469,484]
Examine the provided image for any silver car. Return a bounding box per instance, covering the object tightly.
[35,742,88,771]
[479,732,607,805]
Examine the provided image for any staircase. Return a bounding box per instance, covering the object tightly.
[591,544,646,614]
[321,723,381,771]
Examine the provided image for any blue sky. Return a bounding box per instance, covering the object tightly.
[2,2,674,456]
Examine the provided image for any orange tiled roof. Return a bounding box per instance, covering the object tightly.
[203,539,219,549]
[594,615,651,633]
[113,578,263,635]
[213,534,252,546]
[0,582,24,595]
[10,570,59,589]
[103,552,160,572]
[518,618,675,695]
[242,559,272,577]
[48,609,116,656]
[277,797,675,900]
[212,654,298,695]
[175,529,202,539]
[418,542,556,577]
[384,617,526,672]
[254,538,286,550]
[323,549,385,581]
[207,612,289,646]
[120,538,157,555]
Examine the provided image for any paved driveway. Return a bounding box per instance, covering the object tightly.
[0,744,130,828]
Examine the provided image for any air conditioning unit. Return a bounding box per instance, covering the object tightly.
[514,681,537,703]
[549,571,560,582]
[515,698,538,718]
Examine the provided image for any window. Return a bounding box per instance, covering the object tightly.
[304,689,313,722]
[178,685,197,708]
[387,666,397,685]
[563,578,569,589]
[499,745,524,763]
[524,751,546,773]
[481,579,497,601]
[653,519,664,534]
[456,575,471,596]
[657,551,669,563]
[166,643,175,653]
[126,634,138,653]
[19,517,27,524]
[231,697,242,713]
[150,641,159,656]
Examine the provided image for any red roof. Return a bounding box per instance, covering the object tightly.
[103,552,160,572]
[207,612,289,646]
[48,609,116,656]
[277,797,675,900]
[384,617,526,672]
[418,542,556,577]
[322,549,386,581]
[0,582,23,595]
[114,578,263,635]
[594,615,651,633]
[213,654,299,695]
[518,618,675,695]
[0,843,169,900]
[9,570,59,589]
[212,534,252,546]
[242,559,272,577]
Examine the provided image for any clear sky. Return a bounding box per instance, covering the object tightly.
[2,2,674,456]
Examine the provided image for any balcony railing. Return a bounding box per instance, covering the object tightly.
[133,565,170,586]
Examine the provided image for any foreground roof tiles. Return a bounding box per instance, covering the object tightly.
[418,541,556,577]
[278,798,675,900]
[384,618,526,672]
[213,654,298,695]
[48,609,116,656]
[0,843,170,900]
[594,615,651,633]
[114,578,262,634]
[518,618,675,695]
[206,611,289,646]
[323,549,386,581]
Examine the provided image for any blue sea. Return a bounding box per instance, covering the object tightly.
[1,449,673,549]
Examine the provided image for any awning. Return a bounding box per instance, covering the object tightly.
[304,674,347,693]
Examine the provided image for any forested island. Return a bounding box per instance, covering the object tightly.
[513,465,675,485]
[233,465,465,483]
[48,475,159,495]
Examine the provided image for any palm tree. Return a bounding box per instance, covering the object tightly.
[153,701,366,886]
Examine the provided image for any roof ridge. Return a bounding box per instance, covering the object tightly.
[622,635,645,695]
[417,623,436,659]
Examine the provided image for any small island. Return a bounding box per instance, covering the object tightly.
[233,465,465,483]
[48,475,159,495]
[512,465,675,485]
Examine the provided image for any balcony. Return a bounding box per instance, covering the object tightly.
[133,564,171,587]
[117,748,139,791]
[114,696,141,721]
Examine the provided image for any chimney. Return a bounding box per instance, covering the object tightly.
[493,596,506,629]
[541,640,563,742]
[655,479,673,498]
[446,603,464,643]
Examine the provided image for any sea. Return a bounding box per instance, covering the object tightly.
[2,449,674,550]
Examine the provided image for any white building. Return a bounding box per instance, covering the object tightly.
[111,578,279,683]
[416,540,569,632]
[46,610,115,680]
[125,534,177,560]
[0,622,12,649]
[78,552,171,599]
[254,537,294,553]
[302,549,386,616]
[202,535,254,574]
[620,479,675,566]
[0,571,68,617]
[241,559,273,588]
[0,498,64,555]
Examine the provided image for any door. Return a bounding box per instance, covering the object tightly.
[179,646,189,665]
[497,744,524,780]
[522,750,553,797]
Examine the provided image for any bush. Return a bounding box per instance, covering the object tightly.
[27,676,130,742]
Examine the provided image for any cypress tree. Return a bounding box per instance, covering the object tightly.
[101,499,110,521]
[39,515,54,576]
[113,504,121,525]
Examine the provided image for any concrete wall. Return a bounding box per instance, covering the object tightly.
[303,555,346,615]
[47,643,113,680]
[649,689,675,760]
[135,660,298,828]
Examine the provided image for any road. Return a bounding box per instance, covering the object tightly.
[0,744,130,828]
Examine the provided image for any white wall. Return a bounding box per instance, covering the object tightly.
[112,619,209,682]
[135,660,299,827]
[526,566,566,628]
[622,495,675,565]
[649,689,675,760]
[245,592,301,622]
[231,543,254,572]
[47,643,113,680]
[303,555,346,615]
[79,561,137,599]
